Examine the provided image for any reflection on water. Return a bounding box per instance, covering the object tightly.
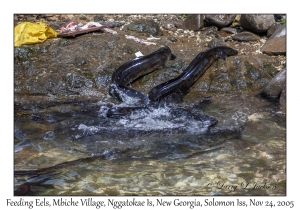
[14,94,286,196]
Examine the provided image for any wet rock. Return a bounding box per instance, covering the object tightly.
[205,14,236,28]
[260,68,286,99]
[181,14,204,31]
[122,20,163,36]
[240,14,275,33]
[232,31,260,42]
[261,23,286,55]
[14,125,26,141]
[66,73,93,89]
[23,73,67,95]
[192,54,279,94]
[210,81,232,93]
[74,56,87,66]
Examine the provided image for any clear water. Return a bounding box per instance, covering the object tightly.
[14,93,286,196]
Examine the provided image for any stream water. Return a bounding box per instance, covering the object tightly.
[14,92,286,196]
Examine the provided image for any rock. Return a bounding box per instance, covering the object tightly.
[240,14,275,33]
[161,21,177,32]
[192,54,279,94]
[261,36,286,55]
[231,14,241,27]
[261,23,286,55]
[168,35,178,42]
[267,23,282,38]
[122,20,163,36]
[99,21,115,28]
[207,39,227,48]
[205,14,236,28]
[201,26,218,35]
[260,68,286,99]
[181,14,204,31]
[94,15,106,22]
[232,31,260,42]
[274,14,286,22]
[279,83,286,112]
[269,23,286,39]
[66,73,93,89]
[220,27,240,34]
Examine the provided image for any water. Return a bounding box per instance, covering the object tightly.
[14,93,286,196]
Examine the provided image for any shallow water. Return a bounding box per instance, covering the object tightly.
[14,93,286,196]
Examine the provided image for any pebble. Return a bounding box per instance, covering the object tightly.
[168,36,177,42]
[216,154,230,160]
[228,174,238,182]
[232,31,260,42]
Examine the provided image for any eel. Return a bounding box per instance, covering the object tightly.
[107,46,238,118]
[109,46,176,104]
[148,46,238,101]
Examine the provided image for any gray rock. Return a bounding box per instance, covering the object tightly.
[232,31,260,41]
[205,14,236,28]
[168,35,178,42]
[267,23,282,38]
[122,20,163,36]
[161,21,177,32]
[94,15,106,22]
[207,39,227,48]
[202,26,218,35]
[261,23,286,55]
[220,27,240,34]
[279,83,286,112]
[269,23,286,39]
[192,54,279,94]
[260,68,286,98]
[240,14,275,33]
[181,14,204,31]
[274,14,286,22]
[261,36,286,56]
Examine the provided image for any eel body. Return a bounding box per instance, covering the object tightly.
[109,46,175,104]
[107,46,238,118]
[148,46,238,101]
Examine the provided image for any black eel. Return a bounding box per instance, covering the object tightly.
[107,46,237,118]
[148,46,238,101]
[109,46,176,104]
